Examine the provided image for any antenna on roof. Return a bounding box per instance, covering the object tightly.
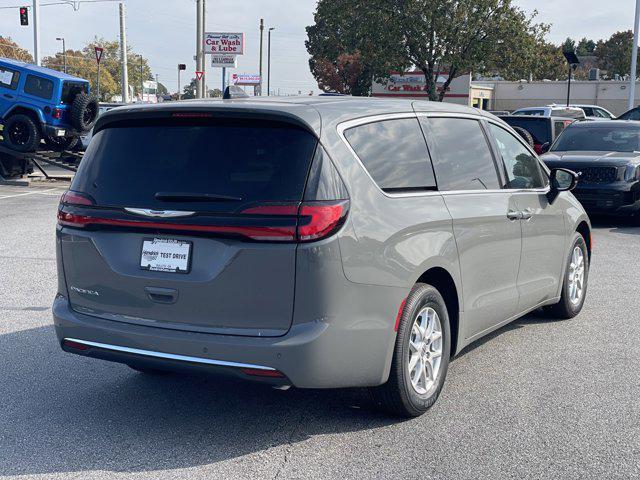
[223,86,249,100]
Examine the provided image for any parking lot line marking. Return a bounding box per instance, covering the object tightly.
[0,188,61,200]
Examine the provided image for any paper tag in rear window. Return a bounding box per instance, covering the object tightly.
[140,237,192,273]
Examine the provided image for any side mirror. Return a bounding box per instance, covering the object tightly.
[547,168,579,204]
[540,142,551,154]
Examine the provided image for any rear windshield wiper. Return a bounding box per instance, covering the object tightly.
[154,192,242,202]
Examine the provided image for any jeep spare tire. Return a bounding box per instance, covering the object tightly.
[70,93,99,132]
[3,114,41,153]
[512,126,535,148]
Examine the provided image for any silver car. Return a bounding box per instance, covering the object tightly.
[54,97,591,417]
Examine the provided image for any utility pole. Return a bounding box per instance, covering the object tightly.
[33,0,40,65]
[258,19,264,96]
[195,0,205,98]
[629,0,640,110]
[267,28,275,96]
[119,2,129,103]
[56,37,66,73]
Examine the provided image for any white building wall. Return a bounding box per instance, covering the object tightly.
[482,81,640,115]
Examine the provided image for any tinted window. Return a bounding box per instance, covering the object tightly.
[0,67,20,90]
[344,118,436,191]
[551,125,640,152]
[489,124,546,189]
[61,81,89,104]
[424,118,500,191]
[23,75,53,99]
[516,110,545,116]
[580,107,594,116]
[500,117,551,144]
[72,118,319,212]
[554,120,568,137]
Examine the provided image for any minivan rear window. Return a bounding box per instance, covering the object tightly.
[71,117,319,212]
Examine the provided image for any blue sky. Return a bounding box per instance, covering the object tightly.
[0,0,637,94]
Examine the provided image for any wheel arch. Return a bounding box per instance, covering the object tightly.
[576,220,591,261]
[416,267,460,358]
[4,105,44,129]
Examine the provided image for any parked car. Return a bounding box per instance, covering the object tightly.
[499,115,574,154]
[54,98,591,417]
[512,105,586,120]
[570,104,615,120]
[542,121,640,216]
[617,106,640,121]
[0,57,99,152]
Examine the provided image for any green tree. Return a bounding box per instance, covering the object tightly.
[306,0,405,96]
[182,78,197,99]
[596,30,637,78]
[576,38,596,56]
[0,36,33,62]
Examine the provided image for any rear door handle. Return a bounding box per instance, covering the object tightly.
[520,208,534,220]
[507,210,522,220]
[2,94,14,99]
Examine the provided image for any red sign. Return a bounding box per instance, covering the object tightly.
[195,71,204,81]
[94,46,104,64]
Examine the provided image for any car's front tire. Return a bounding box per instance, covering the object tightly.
[369,283,451,417]
[545,232,589,319]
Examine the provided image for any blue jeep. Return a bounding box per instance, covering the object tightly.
[0,58,99,152]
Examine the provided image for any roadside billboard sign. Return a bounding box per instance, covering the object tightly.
[211,54,238,68]
[204,32,244,55]
[232,73,261,86]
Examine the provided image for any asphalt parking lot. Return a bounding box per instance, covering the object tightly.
[0,183,639,480]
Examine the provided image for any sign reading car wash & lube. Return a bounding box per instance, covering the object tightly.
[204,32,244,55]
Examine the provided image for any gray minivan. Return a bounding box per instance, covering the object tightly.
[54,97,591,417]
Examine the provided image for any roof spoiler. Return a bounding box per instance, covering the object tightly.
[223,86,249,100]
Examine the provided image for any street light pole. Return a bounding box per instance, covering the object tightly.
[267,28,275,96]
[629,0,640,110]
[195,0,205,98]
[139,55,143,101]
[119,2,129,103]
[56,37,66,73]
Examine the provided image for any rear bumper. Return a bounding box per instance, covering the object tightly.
[53,292,399,389]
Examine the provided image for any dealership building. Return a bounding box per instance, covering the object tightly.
[372,72,640,115]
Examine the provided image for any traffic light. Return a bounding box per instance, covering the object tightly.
[19,6,28,26]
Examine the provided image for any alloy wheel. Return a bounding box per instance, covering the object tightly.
[408,306,443,395]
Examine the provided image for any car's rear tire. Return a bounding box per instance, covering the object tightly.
[44,135,79,151]
[544,232,589,319]
[70,93,99,132]
[3,114,41,152]
[369,283,451,417]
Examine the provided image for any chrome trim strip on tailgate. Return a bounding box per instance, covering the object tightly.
[124,208,196,218]
[63,338,276,371]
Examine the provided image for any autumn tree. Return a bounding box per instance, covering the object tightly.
[0,37,33,62]
[311,52,365,94]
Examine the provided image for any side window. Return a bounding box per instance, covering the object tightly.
[422,117,500,191]
[0,67,20,90]
[581,107,594,116]
[594,108,610,118]
[23,75,54,100]
[554,120,567,137]
[489,124,546,189]
[344,118,436,192]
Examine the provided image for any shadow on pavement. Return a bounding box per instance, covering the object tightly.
[589,215,640,235]
[0,325,396,477]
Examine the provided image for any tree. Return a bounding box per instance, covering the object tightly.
[576,38,596,56]
[596,30,638,78]
[0,37,33,62]
[182,78,197,99]
[311,52,365,94]
[306,0,405,95]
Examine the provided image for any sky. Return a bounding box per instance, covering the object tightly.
[0,0,638,95]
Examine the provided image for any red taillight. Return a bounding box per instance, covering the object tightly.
[52,108,63,119]
[171,112,213,118]
[534,143,543,155]
[60,190,94,206]
[240,368,285,378]
[62,339,90,351]
[297,202,347,242]
[394,298,407,332]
